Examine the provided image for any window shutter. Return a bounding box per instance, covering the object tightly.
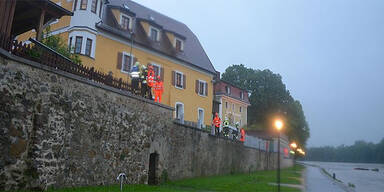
[195,80,199,94]
[117,52,122,70]
[183,74,186,89]
[172,71,175,85]
[205,82,208,96]
[160,67,164,81]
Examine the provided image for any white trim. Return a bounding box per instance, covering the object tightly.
[197,79,207,97]
[197,107,205,129]
[149,26,160,41]
[220,95,250,106]
[97,31,215,78]
[121,52,134,74]
[174,37,184,51]
[120,13,133,30]
[174,70,184,89]
[175,102,184,123]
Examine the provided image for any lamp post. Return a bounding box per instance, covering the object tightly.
[274,120,283,192]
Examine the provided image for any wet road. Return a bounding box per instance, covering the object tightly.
[305,165,346,192]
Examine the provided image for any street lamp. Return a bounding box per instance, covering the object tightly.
[274,119,283,192]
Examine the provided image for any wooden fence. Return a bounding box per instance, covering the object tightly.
[0,33,134,94]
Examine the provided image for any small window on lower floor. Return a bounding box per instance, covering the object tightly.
[75,36,83,54]
[122,54,132,73]
[85,38,92,56]
[175,72,183,88]
[198,80,206,96]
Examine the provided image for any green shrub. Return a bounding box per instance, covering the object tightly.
[36,26,82,64]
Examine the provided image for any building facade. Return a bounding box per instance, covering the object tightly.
[213,79,250,128]
[17,0,216,126]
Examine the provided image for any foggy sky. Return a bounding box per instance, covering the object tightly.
[137,0,384,147]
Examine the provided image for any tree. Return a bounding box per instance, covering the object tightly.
[304,139,384,163]
[221,64,310,146]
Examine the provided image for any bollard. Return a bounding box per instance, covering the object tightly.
[333,173,336,180]
[117,173,127,192]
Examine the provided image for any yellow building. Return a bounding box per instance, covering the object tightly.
[17,0,217,127]
[213,79,250,128]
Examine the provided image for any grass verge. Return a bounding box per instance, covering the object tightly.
[11,165,304,192]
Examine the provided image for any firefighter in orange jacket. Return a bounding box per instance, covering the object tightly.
[240,128,245,142]
[212,113,221,135]
[154,76,163,103]
[146,65,155,100]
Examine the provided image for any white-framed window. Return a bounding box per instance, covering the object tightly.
[197,108,204,129]
[68,37,72,52]
[74,36,83,54]
[149,26,160,41]
[120,13,132,30]
[150,63,161,77]
[85,38,92,56]
[121,52,133,73]
[226,86,231,95]
[197,80,207,96]
[174,37,184,52]
[80,0,87,10]
[175,71,184,89]
[69,31,97,58]
[91,0,98,13]
[240,91,244,99]
[175,102,184,123]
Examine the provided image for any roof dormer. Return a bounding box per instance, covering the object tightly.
[149,25,160,41]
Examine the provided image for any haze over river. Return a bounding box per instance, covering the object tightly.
[302,161,384,192]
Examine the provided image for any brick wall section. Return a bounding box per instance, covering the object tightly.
[214,80,249,103]
[0,51,292,190]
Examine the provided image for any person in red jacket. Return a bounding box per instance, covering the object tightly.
[240,128,245,142]
[212,113,221,135]
[146,65,155,99]
[154,76,163,103]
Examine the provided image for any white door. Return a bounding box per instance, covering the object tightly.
[176,103,184,123]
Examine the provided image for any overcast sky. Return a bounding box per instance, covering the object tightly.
[137,0,384,147]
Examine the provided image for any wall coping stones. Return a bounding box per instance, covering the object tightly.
[0,48,173,111]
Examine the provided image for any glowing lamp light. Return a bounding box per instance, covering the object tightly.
[290,142,297,149]
[274,120,283,131]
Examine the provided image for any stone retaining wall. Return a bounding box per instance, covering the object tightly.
[0,51,292,191]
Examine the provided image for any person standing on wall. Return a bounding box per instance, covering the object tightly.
[140,65,149,98]
[154,76,163,103]
[146,65,155,100]
[212,113,221,136]
[130,62,140,94]
[240,128,245,142]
